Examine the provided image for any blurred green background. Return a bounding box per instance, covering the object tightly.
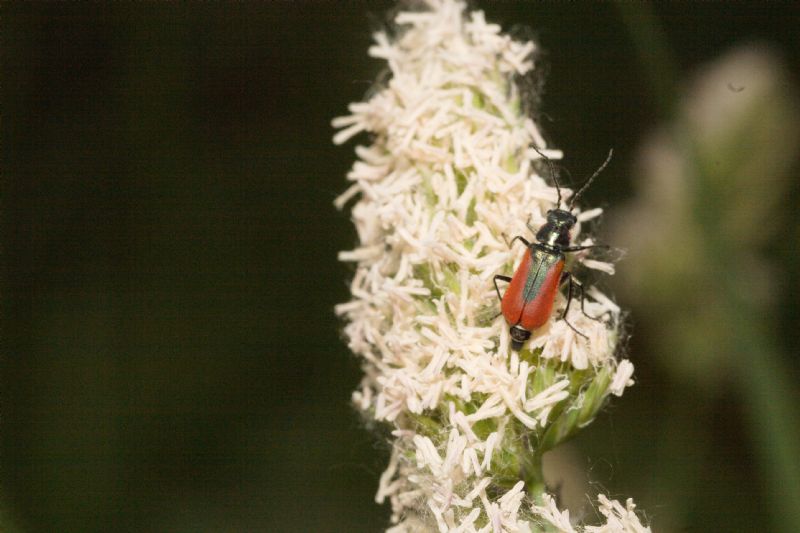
[3,3,799,532]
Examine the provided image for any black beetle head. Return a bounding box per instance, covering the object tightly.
[510,325,531,352]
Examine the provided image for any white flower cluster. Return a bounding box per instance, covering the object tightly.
[333,1,643,531]
[532,494,650,533]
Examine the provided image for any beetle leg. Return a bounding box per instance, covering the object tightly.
[509,235,531,248]
[561,243,610,253]
[525,213,535,234]
[562,274,587,338]
[493,275,512,301]
[560,272,588,339]
[570,276,604,322]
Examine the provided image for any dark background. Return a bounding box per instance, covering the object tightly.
[3,3,799,532]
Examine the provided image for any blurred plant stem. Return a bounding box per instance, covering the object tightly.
[693,181,800,531]
[618,4,800,531]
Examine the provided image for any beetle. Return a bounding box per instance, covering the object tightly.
[494,148,613,351]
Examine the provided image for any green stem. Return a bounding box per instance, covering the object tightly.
[522,447,546,502]
[690,136,800,533]
[720,283,800,532]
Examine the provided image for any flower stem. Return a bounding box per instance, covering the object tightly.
[521,449,546,502]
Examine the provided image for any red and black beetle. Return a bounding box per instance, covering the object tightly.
[494,149,613,351]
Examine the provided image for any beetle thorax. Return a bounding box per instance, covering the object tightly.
[536,209,576,249]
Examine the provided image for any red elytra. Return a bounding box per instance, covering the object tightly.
[500,248,564,332]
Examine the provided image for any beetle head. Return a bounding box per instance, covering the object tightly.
[510,325,531,351]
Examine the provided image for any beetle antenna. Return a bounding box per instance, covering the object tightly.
[532,145,562,208]
[569,148,613,209]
